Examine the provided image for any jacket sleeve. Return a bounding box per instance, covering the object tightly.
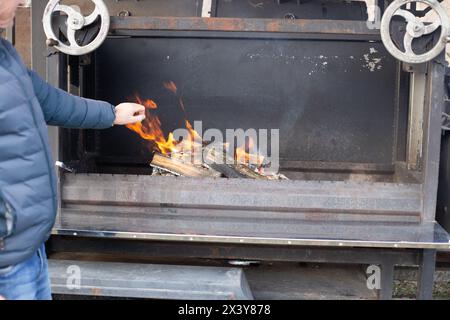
[28,69,116,129]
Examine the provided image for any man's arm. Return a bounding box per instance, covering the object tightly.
[28,69,116,129]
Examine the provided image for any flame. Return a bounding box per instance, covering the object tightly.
[126,83,201,156]
[135,95,157,109]
[235,137,265,167]
[178,98,186,112]
[185,120,201,141]
[126,81,264,169]
[125,101,178,155]
[164,81,186,113]
[163,81,177,95]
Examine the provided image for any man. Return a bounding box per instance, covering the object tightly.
[0,0,146,299]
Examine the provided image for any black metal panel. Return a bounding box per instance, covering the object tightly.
[213,0,368,20]
[92,36,397,164]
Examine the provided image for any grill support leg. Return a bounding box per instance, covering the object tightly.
[416,249,436,300]
[379,259,394,300]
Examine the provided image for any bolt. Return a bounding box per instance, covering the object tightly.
[118,10,131,17]
[46,38,59,47]
[284,13,296,20]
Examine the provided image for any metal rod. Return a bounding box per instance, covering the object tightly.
[109,16,380,37]
[51,228,450,250]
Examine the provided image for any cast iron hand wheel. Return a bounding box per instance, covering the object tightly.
[42,0,110,56]
[380,0,449,64]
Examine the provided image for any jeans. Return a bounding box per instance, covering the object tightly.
[0,243,52,300]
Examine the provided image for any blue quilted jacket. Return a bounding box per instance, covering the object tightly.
[0,38,115,267]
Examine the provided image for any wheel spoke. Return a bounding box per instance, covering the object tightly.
[423,21,440,35]
[394,9,416,23]
[54,4,80,18]
[84,7,99,26]
[403,32,414,55]
[66,28,80,48]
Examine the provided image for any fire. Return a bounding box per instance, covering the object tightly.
[125,102,177,155]
[163,81,177,95]
[185,120,201,141]
[135,95,157,109]
[164,81,185,112]
[125,82,200,155]
[126,81,264,169]
[235,137,265,167]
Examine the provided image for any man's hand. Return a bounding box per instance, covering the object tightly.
[113,103,146,125]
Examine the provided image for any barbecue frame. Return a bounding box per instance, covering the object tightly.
[29,0,450,299]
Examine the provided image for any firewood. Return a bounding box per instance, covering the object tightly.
[170,140,204,163]
[151,153,220,178]
[208,163,248,178]
[151,143,286,180]
[204,143,270,179]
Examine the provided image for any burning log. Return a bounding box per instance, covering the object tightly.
[208,163,248,179]
[151,152,269,179]
[203,142,273,179]
[151,148,286,179]
[129,82,287,180]
[151,153,221,178]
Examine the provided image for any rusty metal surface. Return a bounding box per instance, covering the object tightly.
[62,174,423,218]
[109,16,380,38]
[58,0,201,17]
[57,174,431,247]
[52,174,450,249]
